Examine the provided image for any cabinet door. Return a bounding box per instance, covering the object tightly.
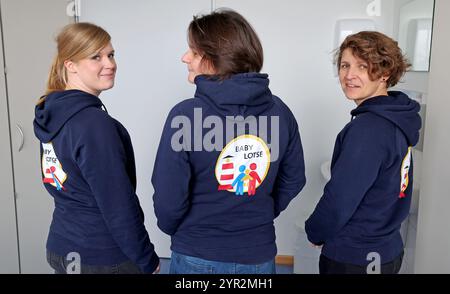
[0,24,19,274]
[79,0,211,258]
[0,0,72,273]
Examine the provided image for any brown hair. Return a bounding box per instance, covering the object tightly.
[187,8,263,80]
[335,31,411,88]
[44,22,111,97]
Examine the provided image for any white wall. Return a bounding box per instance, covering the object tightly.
[214,0,428,255]
[79,0,433,257]
[80,0,212,258]
[414,0,450,273]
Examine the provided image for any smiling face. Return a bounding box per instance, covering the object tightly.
[338,48,388,105]
[181,47,215,83]
[65,42,116,96]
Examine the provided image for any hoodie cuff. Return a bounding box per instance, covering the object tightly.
[139,251,160,274]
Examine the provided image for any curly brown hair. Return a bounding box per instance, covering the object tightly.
[335,31,411,88]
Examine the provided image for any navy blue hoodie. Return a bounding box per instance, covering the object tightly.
[305,91,421,266]
[33,89,159,273]
[152,73,306,264]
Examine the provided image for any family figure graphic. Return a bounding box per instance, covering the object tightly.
[43,165,66,191]
[231,163,262,196]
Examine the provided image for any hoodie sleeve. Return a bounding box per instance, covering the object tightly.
[72,111,159,273]
[272,113,306,217]
[152,106,191,235]
[305,121,385,245]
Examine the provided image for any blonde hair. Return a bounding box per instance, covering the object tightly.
[44,22,111,96]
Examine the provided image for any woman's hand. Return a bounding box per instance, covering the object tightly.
[310,243,322,249]
[152,263,160,274]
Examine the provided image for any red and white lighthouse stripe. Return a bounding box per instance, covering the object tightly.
[218,160,234,190]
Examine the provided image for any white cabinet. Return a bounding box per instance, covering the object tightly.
[0,0,72,273]
[0,26,19,273]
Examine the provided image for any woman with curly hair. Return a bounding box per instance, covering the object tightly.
[305,31,422,274]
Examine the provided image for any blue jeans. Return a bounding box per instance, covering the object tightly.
[169,251,276,274]
[46,250,143,274]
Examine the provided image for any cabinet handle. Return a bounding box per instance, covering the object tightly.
[16,124,24,152]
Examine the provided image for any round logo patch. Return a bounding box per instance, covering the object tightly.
[41,142,67,191]
[399,147,412,198]
[215,135,270,196]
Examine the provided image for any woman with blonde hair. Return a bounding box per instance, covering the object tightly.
[33,22,159,274]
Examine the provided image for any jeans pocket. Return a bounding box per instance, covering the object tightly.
[255,259,276,274]
[170,253,214,274]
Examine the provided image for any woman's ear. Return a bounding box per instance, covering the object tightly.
[201,58,216,75]
[64,60,77,73]
[381,73,390,83]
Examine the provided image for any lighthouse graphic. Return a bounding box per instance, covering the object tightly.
[217,155,235,191]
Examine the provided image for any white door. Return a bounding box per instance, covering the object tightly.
[79,0,212,257]
[0,20,19,273]
[0,0,72,273]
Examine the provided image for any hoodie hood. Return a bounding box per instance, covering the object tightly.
[194,72,274,116]
[351,91,422,146]
[33,89,103,142]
